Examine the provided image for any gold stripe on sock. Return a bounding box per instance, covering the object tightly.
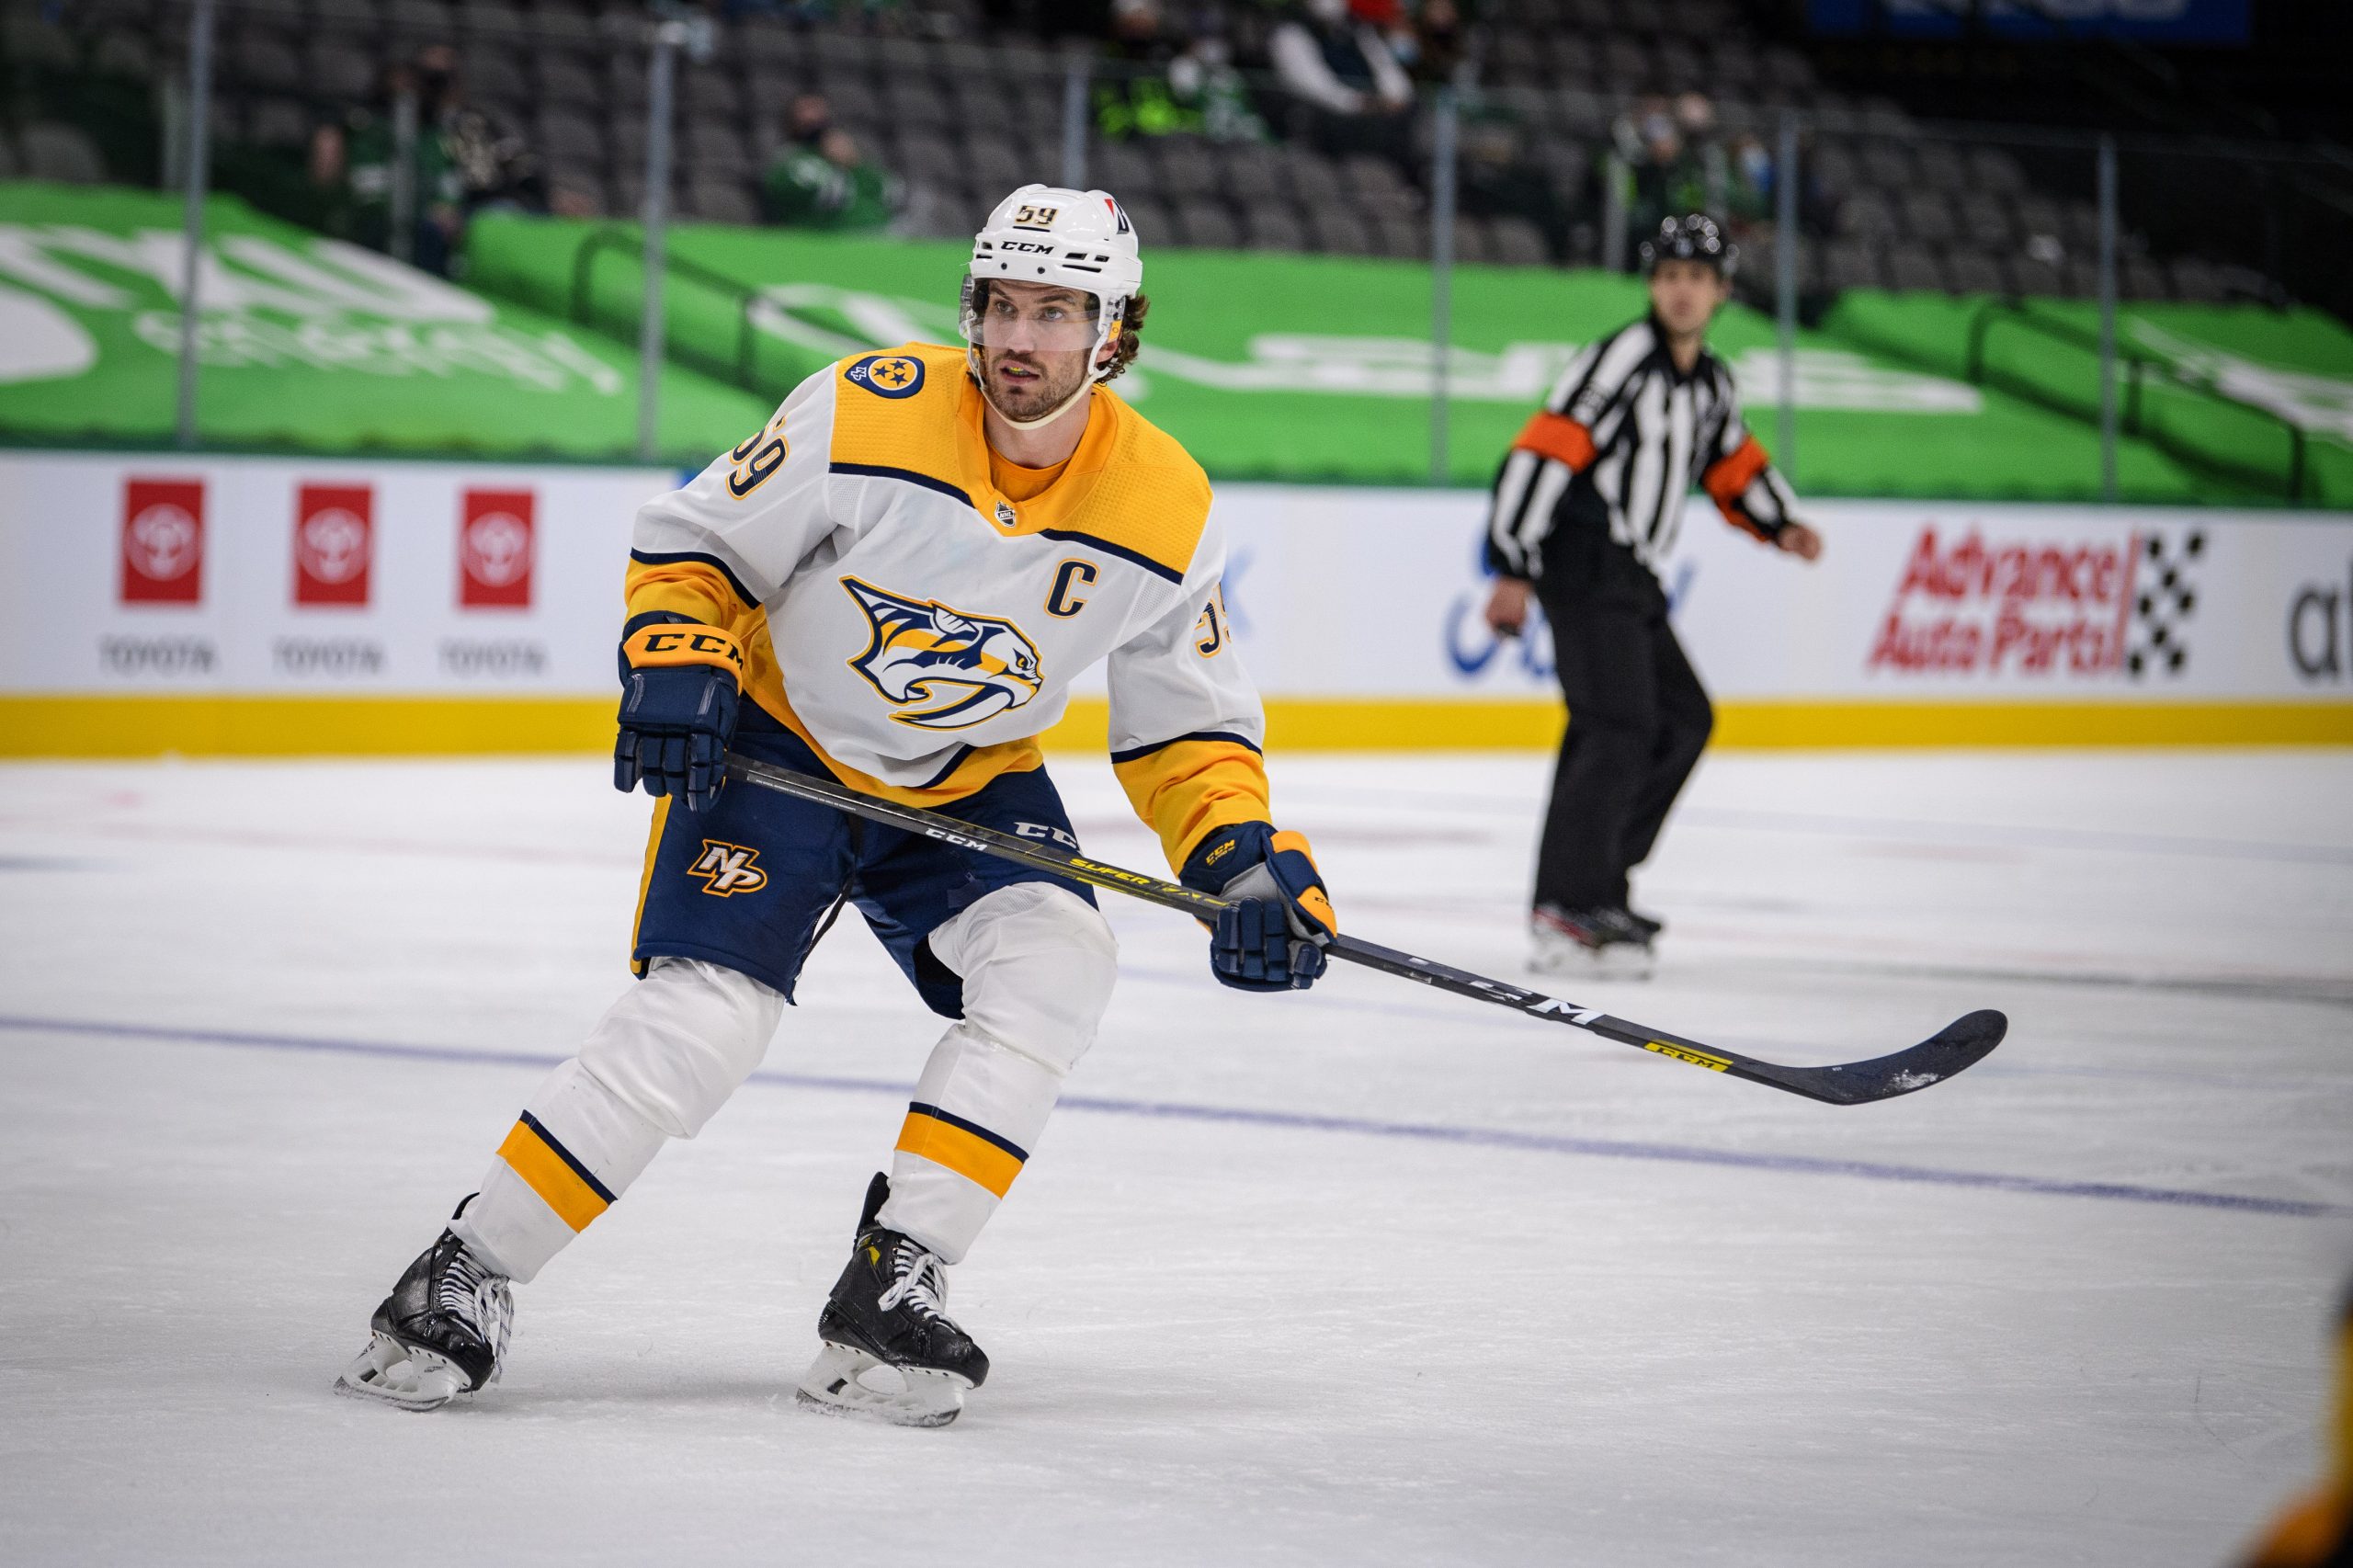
[495,1118,611,1233]
[895,1108,1025,1199]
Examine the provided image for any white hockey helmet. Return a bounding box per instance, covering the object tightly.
[961,184,1143,393]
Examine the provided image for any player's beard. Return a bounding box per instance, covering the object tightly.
[978,344,1091,426]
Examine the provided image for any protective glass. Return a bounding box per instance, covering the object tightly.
[963,286,1106,353]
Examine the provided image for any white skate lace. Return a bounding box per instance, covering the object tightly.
[436,1244,512,1353]
[875,1242,950,1321]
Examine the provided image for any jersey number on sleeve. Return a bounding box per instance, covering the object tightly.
[1194,588,1228,656]
[727,425,789,499]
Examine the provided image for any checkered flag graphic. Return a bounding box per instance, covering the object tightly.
[2127,529,2204,678]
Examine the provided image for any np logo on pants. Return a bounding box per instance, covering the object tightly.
[688,839,768,896]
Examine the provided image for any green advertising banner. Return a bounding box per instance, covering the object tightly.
[0,182,767,460]
[467,212,2230,502]
[1825,291,2353,507]
[3,178,2323,506]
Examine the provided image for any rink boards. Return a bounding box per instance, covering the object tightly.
[2,448,2347,755]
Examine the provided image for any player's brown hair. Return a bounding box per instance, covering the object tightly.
[1102,291,1148,381]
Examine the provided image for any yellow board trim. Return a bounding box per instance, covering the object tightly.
[2,693,2350,758]
[1053,697,2353,750]
[494,1119,610,1233]
[894,1109,1025,1199]
[0,696,619,756]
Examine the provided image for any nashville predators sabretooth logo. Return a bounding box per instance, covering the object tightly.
[841,576,1044,730]
[688,839,768,896]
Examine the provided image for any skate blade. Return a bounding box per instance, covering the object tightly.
[1529,942,1654,981]
[333,1331,470,1412]
[793,1341,967,1429]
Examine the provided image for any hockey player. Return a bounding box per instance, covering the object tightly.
[335,186,1336,1426]
[1483,213,1821,977]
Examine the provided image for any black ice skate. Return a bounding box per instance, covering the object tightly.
[1529,903,1654,979]
[795,1174,988,1428]
[334,1198,513,1412]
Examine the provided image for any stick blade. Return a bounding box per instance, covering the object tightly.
[1778,1008,2008,1106]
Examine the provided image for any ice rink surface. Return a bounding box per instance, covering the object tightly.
[2,747,2347,1566]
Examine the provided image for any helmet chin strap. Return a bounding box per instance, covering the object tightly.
[981,374,1096,431]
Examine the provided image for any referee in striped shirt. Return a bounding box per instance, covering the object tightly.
[1483,214,1822,975]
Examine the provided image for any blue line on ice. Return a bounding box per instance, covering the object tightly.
[6,1013,2344,1221]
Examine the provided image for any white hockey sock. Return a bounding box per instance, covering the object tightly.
[876,883,1118,1263]
[452,957,785,1281]
[882,1023,1063,1264]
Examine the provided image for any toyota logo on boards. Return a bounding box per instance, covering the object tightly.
[119,478,206,605]
[294,484,374,606]
[460,489,535,608]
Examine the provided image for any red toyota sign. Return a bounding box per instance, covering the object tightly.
[293,484,373,607]
[459,488,535,608]
[120,478,206,605]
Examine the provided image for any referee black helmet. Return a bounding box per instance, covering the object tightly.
[1639,213,1736,278]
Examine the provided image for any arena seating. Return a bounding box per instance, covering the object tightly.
[0,0,2287,300]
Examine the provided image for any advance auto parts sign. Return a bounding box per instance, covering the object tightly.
[1867,524,2204,682]
[1225,490,2353,707]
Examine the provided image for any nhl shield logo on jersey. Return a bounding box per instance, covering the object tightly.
[841,576,1044,730]
[687,839,767,897]
[844,354,926,400]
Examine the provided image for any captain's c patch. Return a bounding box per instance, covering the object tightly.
[688,839,768,896]
[845,354,926,399]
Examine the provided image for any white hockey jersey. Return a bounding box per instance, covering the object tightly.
[626,343,1270,869]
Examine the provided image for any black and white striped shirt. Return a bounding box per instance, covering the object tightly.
[1484,316,1798,581]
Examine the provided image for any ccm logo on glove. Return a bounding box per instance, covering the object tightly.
[620,624,746,675]
[614,617,745,814]
[1179,822,1336,994]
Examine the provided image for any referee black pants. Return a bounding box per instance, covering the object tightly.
[1532,544,1713,913]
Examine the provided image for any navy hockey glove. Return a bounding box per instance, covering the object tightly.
[613,614,745,813]
[1179,822,1336,993]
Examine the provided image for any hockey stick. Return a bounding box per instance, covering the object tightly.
[722,754,2006,1107]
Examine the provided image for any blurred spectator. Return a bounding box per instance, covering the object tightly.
[1722,131,1774,227]
[786,93,835,150]
[1168,17,1267,141]
[763,125,904,230]
[1268,0,1415,158]
[319,60,463,273]
[1457,112,1564,252]
[1093,0,1178,137]
[1611,93,1721,260]
[1095,0,1266,142]
[1673,92,1731,214]
[1103,0,1175,66]
[548,179,606,219]
[310,48,540,275]
[1395,0,1466,86]
[414,43,544,220]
